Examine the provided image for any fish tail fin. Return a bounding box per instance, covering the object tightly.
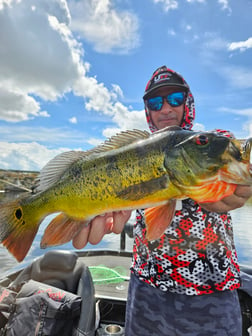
[0,199,40,262]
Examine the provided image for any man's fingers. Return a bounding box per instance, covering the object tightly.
[234,185,252,199]
[112,210,132,233]
[219,185,252,210]
[72,224,90,249]
[199,201,230,213]
[72,210,133,248]
[88,214,113,244]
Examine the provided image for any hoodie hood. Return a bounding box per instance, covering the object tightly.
[144,66,195,133]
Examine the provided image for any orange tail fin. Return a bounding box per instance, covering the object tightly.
[0,200,40,262]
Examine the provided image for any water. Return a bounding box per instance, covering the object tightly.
[0,197,252,277]
[0,210,135,277]
[231,204,252,265]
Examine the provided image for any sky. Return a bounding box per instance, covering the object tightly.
[0,0,252,171]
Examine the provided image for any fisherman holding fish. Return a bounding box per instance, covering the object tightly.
[1,66,252,335]
[73,66,252,336]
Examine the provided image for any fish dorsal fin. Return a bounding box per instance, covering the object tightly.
[34,129,150,193]
[91,129,150,153]
[34,151,87,193]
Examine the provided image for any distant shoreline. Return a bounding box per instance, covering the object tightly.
[0,169,39,192]
[0,168,39,174]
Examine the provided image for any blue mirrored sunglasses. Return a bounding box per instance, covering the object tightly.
[146,92,186,111]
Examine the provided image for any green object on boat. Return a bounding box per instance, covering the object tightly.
[89,265,130,284]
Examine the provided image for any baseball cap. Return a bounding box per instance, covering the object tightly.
[143,65,189,99]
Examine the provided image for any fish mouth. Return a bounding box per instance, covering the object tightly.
[230,138,252,164]
[222,137,252,183]
[227,141,243,162]
[242,138,252,175]
[244,139,252,172]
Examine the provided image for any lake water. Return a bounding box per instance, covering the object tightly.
[1,198,252,277]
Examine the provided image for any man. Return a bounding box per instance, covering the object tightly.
[73,66,252,335]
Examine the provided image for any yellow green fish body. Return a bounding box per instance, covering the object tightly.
[1,126,252,261]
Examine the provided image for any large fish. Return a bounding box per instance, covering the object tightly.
[0,126,252,262]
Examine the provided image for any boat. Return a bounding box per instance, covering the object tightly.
[0,178,31,193]
[0,225,133,336]
[0,225,252,336]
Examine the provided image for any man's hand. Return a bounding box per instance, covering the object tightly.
[72,210,132,249]
[199,185,252,213]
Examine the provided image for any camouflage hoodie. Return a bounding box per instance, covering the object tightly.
[131,67,240,295]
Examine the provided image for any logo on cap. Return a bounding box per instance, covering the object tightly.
[153,72,172,84]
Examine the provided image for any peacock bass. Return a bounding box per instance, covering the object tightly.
[0,126,252,262]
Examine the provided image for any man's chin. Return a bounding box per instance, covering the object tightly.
[158,120,178,128]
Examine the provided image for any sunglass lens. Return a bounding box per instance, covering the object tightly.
[147,96,163,111]
[167,92,185,107]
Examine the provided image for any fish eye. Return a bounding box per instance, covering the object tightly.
[195,134,209,146]
[15,208,23,220]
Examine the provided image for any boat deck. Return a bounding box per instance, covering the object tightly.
[77,250,132,326]
[78,250,132,302]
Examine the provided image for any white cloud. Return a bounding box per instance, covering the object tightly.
[73,76,125,116]
[111,84,123,99]
[203,33,227,51]
[112,104,148,131]
[0,1,83,98]
[218,107,252,138]
[228,37,252,52]
[193,123,205,131]
[0,0,86,122]
[102,128,122,139]
[197,33,252,90]
[153,0,231,13]
[87,137,104,147]
[153,0,178,11]
[168,28,176,36]
[219,66,252,89]
[197,33,227,68]
[0,86,49,122]
[246,123,252,138]
[186,0,205,2]
[0,0,144,170]
[0,0,139,125]
[69,116,77,124]
[69,0,140,54]
[219,107,252,118]
[186,0,231,10]
[218,0,231,11]
[0,109,148,170]
[0,142,69,171]
[156,0,231,12]
[0,126,88,145]
[102,105,148,138]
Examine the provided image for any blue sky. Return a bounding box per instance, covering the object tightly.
[0,0,252,171]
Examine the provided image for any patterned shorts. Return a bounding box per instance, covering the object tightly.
[125,273,242,336]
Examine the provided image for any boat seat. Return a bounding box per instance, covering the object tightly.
[10,250,96,336]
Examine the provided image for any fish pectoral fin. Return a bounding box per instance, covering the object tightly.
[145,200,176,241]
[41,213,88,248]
